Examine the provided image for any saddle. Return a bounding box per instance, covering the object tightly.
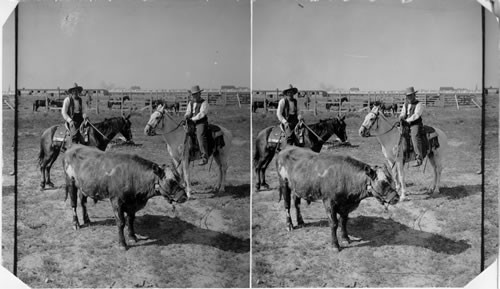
[267,122,306,147]
[52,122,90,144]
[185,123,225,159]
[400,124,440,163]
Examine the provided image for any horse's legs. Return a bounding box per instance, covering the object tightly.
[294,195,305,227]
[428,153,442,195]
[213,149,228,193]
[254,159,262,191]
[183,161,193,198]
[323,199,340,252]
[45,151,59,188]
[397,161,407,201]
[260,151,274,190]
[389,161,400,192]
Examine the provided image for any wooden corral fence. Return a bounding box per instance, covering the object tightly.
[252,89,482,115]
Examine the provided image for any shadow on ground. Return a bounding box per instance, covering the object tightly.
[89,214,250,253]
[306,215,470,255]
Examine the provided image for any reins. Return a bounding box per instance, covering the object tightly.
[302,122,325,142]
[86,120,109,141]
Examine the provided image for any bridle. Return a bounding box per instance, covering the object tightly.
[361,109,399,137]
[146,108,183,136]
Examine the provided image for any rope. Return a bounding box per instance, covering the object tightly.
[302,122,324,142]
[86,121,109,141]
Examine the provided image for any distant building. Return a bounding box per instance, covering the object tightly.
[485,86,499,95]
[349,87,360,92]
[439,86,455,92]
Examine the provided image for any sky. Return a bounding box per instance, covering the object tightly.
[253,0,490,91]
[1,0,498,92]
[3,0,250,91]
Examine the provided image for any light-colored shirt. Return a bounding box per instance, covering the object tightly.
[400,102,424,122]
[185,100,209,121]
[276,97,296,125]
[61,96,85,123]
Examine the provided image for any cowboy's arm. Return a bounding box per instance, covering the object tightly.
[184,102,192,119]
[399,104,406,120]
[276,99,287,124]
[406,102,423,122]
[61,98,72,123]
[191,101,208,121]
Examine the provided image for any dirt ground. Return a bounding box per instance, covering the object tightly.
[3,102,250,288]
[251,103,496,287]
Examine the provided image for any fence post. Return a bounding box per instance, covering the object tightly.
[149,91,153,113]
[454,94,460,110]
[314,93,317,116]
[96,94,99,115]
[263,92,267,113]
[236,93,242,108]
[46,94,49,112]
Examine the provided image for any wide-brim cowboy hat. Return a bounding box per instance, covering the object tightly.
[405,86,418,96]
[68,83,83,94]
[283,86,298,95]
[189,85,204,95]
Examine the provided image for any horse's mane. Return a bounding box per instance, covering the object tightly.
[308,118,340,135]
[93,116,128,134]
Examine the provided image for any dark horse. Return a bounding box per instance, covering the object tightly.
[33,99,49,111]
[38,114,134,190]
[253,115,348,191]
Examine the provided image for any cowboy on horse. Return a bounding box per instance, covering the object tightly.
[276,85,304,146]
[184,85,210,166]
[399,86,424,167]
[62,83,89,146]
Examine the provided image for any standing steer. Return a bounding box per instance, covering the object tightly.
[63,145,187,250]
[276,147,399,252]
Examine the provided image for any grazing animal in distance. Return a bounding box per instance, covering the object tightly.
[63,145,187,250]
[276,146,399,252]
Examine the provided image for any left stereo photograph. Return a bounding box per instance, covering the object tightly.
[2,0,251,287]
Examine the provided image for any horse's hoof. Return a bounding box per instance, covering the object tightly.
[286,224,294,232]
[83,218,91,225]
[340,238,351,245]
[254,184,261,192]
[119,244,128,251]
[46,182,55,188]
[331,246,341,253]
[128,236,138,243]
[261,183,270,190]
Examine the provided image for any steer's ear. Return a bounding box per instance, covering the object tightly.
[364,165,376,180]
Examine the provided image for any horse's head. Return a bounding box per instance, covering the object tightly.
[144,105,165,136]
[120,113,133,141]
[359,105,381,137]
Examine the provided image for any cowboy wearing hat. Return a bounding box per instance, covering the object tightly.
[399,86,424,166]
[185,85,209,165]
[62,83,88,145]
[277,85,301,145]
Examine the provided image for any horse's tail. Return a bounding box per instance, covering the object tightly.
[39,125,59,167]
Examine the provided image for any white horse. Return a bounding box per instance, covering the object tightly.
[358,105,448,201]
[144,104,232,198]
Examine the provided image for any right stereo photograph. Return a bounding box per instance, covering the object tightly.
[251,0,498,287]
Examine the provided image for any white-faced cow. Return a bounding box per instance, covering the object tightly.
[63,145,187,250]
[276,147,399,252]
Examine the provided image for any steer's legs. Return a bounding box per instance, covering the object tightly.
[323,199,340,252]
[126,210,138,243]
[294,196,305,227]
[111,198,127,250]
[80,193,91,225]
[279,178,293,231]
[339,213,351,244]
[67,177,80,230]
